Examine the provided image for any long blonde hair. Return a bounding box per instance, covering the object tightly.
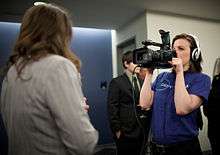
[8,4,81,76]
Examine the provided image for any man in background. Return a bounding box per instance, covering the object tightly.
[107,51,151,155]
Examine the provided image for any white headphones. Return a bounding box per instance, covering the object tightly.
[189,34,201,61]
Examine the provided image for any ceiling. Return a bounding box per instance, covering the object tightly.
[0,0,220,30]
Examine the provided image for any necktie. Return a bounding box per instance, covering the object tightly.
[133,76,140,104]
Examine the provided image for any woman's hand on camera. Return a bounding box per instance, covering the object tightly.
[169,58,183,73]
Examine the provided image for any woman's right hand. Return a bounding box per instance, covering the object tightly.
[82,97,89,112]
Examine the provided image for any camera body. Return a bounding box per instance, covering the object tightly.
[133,30,176,68]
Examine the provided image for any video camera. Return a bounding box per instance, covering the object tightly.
[133,30,176,68]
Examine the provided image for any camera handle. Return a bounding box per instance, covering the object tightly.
[142,40,162,47]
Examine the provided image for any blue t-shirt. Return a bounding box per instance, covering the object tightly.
[151,71,211,145]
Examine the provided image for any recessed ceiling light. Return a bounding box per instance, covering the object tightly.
[34,1,47,6]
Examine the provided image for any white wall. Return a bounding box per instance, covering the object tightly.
[111,30,117,78]
[116,13,147,48]
[114,14,148,77]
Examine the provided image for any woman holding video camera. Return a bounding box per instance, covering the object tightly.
[139,33,211,155]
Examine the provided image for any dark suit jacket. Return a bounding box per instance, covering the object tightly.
[107,73,148,139]
[203,73,220,137]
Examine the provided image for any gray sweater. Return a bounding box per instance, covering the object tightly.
[1,55,98,155]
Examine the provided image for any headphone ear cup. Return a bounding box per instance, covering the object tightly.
[191,48,199,61]
[189,34,201,61]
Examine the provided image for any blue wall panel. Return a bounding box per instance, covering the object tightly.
[0,22,20,67]
[72,27,113,144]
[0,22,113,146]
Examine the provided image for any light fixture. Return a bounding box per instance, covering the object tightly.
[34,1,47,6]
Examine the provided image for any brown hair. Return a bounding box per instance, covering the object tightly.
[172,33,202,72]
[122,50,133,69]
[8,4,81,76]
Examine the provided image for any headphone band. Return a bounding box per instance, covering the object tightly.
[190,34,201,52]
